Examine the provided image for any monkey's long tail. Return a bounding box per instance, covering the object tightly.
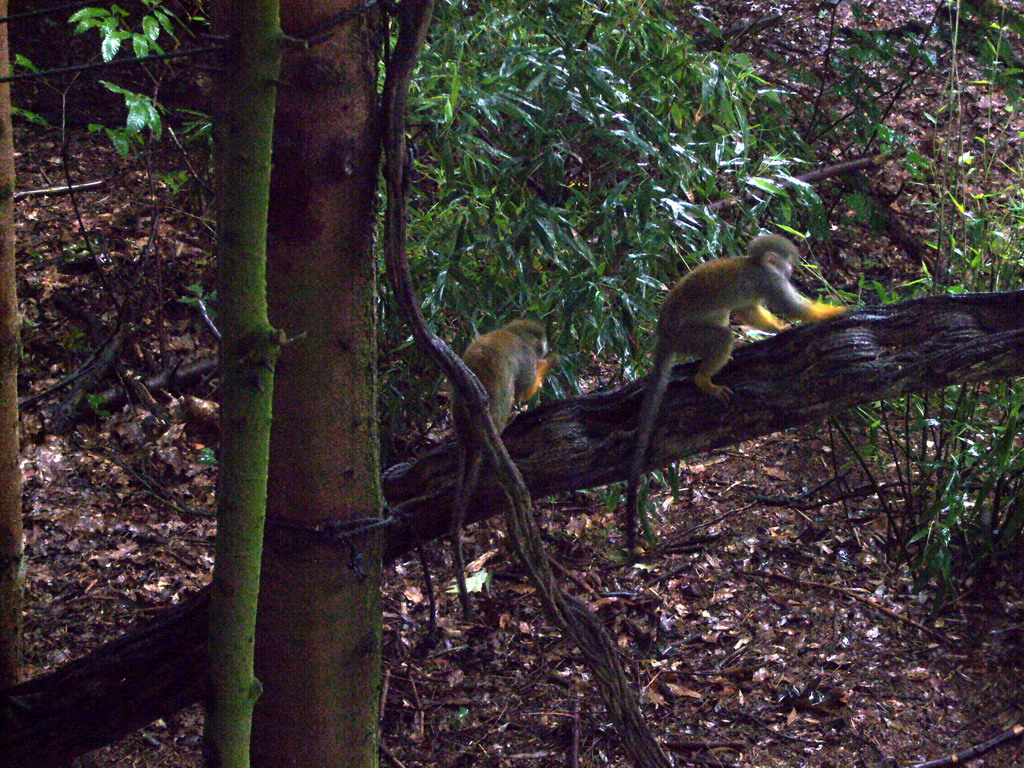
[624,365,672,552]
[450,446,482,618]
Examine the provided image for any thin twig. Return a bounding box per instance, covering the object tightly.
[294,0,380,45]
[415,544,438,643]
[0,0,95,23]
[14,180,104,199]
[18,331,119,407]
[569,698,580,768]
[380,743,410,768]
[0,45,221,84]
[378,667,391,727]
[709,154,884,211]
[195,298,221,340]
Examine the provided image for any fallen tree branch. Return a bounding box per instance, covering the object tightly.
[904,723,1024,768]
[13,180,105,199]
[2,290,1023,767]
[0,597,207,765]
[92,356,218,413]
[383,290,1024,560]
[48,328,125,433]
[708,153,884,211]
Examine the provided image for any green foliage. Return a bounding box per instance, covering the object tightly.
[84,392,111,417]
[69,1,190,152]
[850,205,1024,593]
[856,380,1024,594]
[88,82,163,156]
[10,56,51,128]
[744,1,1024,592]
[180,283,215,310]
[382,0,826,461]
[69,1,178,61]
[846,2,1024,589]
[788,4,942,148]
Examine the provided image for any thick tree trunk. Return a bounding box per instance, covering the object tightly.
[0,0,22,688]
[206,0,282,765]
[250,3,385,768]
[1,290,1023,767]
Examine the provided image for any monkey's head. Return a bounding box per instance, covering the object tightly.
[504,318,548,358]
[747,233,799,279]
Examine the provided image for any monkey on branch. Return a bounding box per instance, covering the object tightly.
[448,318,552,615]
[623,233,848,552]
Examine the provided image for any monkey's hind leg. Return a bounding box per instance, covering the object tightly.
[450,447,482,619]
[690,323,735,401]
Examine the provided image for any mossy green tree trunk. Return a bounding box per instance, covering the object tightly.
[250,2,384,766]
[206,1,282,765]
[0,0,22,688]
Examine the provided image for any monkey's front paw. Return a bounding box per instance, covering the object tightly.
[810,301,848,321]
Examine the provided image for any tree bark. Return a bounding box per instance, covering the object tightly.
[0,0,22,688]
[1,290,1023,767]
[250,3,386,768]
[206,0,282,765]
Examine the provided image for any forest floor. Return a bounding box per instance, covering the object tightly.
[12,1,1024,767]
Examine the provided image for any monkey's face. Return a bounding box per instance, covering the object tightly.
[762,250,795,279]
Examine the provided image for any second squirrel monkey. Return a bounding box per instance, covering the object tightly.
[450,318,551,615]
[452,319,551,436]
[624,234,847,552]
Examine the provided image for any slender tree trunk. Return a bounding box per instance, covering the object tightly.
[0,0,23,688]
[206,1,283,765]
[251,3,385,766]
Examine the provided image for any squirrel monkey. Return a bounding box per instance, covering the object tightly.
[624,233,847,552]
[450,318,551,616]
